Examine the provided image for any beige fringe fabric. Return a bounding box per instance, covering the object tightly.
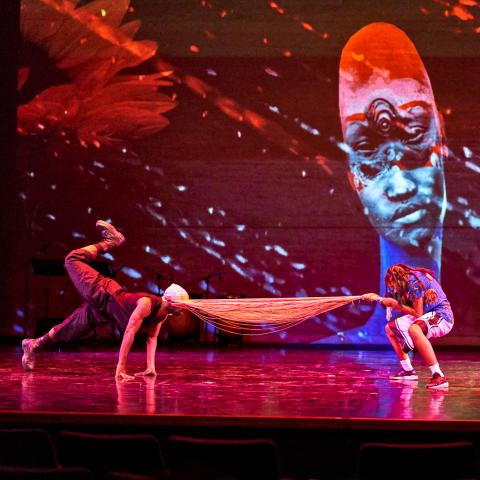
[170,295,362,335]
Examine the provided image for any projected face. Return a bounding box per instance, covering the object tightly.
[343,79,446,248]
[339,20,448,252]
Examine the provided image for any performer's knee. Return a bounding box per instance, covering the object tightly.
[65,248,92,266]
[408,322,424,341]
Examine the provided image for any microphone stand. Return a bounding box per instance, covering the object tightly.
[185,272,222,343]
[144,267,174,295]
[185,272,222,298]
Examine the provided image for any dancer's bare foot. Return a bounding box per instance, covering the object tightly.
[115,370,134,381]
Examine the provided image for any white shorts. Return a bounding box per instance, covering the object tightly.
[389,312,453,353]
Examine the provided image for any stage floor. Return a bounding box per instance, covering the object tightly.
[0,345,479,431]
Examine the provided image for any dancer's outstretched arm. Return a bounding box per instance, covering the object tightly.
[137,316,166,377]
[361,293,382,302]
[380,296,423,318]
[116,297,152,380]
[362,292,423,318]
[362,293,423,317]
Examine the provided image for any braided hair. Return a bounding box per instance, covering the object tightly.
[384,264,435,306]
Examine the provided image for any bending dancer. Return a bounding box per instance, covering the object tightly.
[22,220,189,380]
[363,264,453,389]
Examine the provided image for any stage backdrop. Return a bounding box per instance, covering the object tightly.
[9,0,480,345]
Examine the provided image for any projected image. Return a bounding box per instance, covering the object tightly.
[18,0,176,147]
[15,0,480,344]
[338,22,447,341]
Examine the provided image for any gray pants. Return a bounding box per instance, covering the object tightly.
[51,248,122,342]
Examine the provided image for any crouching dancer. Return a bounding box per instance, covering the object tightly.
[22,220,189,380]
[362,264,453,389]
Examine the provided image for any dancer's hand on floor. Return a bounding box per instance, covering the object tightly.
[361,293,382,302]
[135,368,157,377]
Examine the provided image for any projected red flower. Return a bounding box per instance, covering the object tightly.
[17,0,176,147]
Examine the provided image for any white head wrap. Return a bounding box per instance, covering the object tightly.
[163,283,189,302]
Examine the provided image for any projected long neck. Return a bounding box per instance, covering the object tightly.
[354,230,443,340]
[379,231,442,290]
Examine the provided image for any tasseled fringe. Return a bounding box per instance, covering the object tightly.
[171,295,362,335]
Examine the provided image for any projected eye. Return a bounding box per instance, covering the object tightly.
[354,140,375,155]
[405,125,426,143]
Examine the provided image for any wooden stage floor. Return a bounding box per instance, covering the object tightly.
[0,344,479,432]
